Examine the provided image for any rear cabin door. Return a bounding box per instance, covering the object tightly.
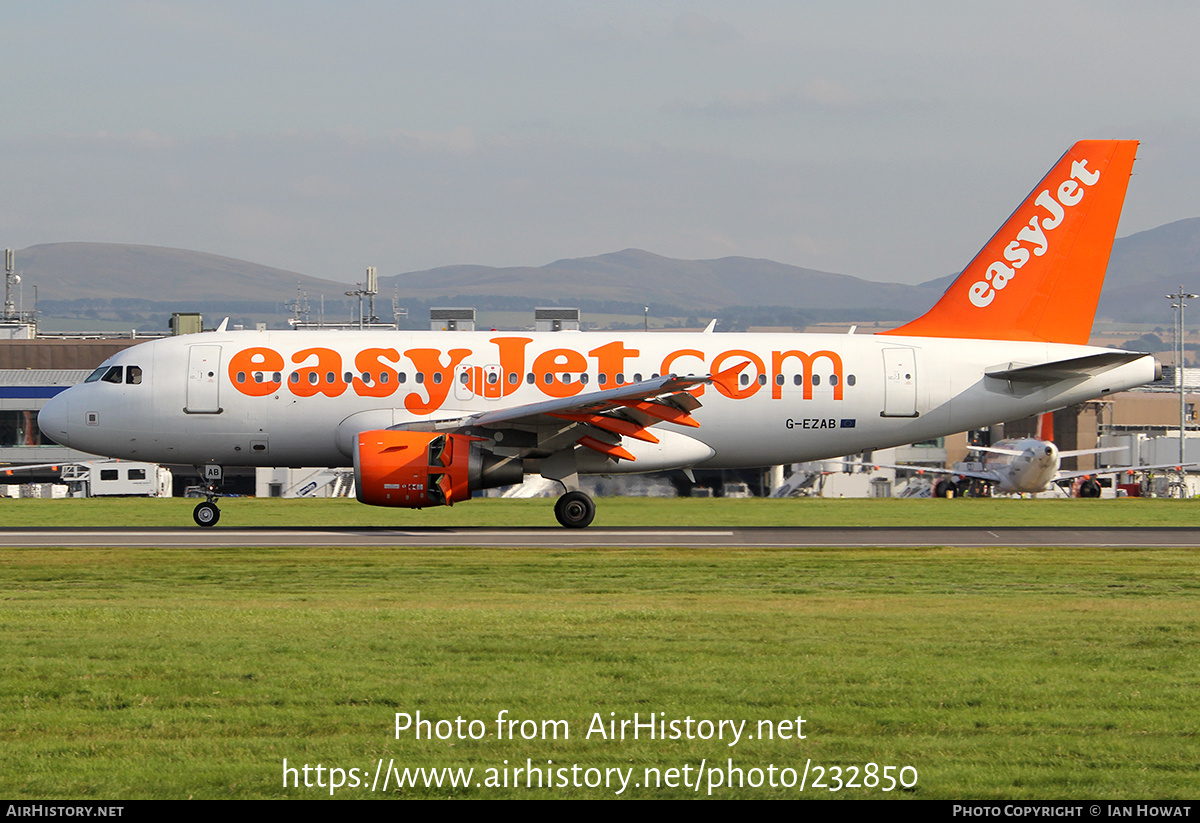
[881,347,918,418]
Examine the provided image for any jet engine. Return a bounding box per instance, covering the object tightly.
[354,430,523,508]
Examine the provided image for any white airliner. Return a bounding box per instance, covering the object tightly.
[878,415,1191,497]
[37,140,1159,528]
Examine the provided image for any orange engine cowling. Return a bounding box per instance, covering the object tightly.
[354,430,523,508]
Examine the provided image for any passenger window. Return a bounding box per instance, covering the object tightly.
[126,366,142,385]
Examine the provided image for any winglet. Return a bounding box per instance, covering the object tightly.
[710,360,752,396]
[883,140,1138,344]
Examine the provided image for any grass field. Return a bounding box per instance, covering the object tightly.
[1,498,1198,799]
[2,494,1199,528]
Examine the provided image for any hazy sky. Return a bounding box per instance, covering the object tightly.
[2,1,1197,285]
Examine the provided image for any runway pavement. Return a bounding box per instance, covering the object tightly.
[2,526,1199,548]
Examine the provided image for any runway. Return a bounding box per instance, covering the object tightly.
[2,526,1199,548]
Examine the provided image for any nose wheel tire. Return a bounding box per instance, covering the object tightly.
[554,491,595,529]
[193,501,221,528]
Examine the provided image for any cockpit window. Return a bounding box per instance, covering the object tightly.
[100,366,124,384]
[126,366,143,385]
[84,366,109,383]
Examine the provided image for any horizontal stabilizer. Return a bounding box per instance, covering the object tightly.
[986,351,1149,383]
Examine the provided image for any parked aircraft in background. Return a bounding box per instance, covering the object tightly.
[879,414,1192,497]
[38,141,1158,527]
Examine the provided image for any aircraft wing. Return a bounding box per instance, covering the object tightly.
[458,373,710,431]
[384,363,749,464]
[0,461,73,476]
[1055,462,1198,482]
[865,461,1004,485]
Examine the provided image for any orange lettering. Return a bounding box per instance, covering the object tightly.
[492,337,532,397]
[589,340,639,386]
[532,348,587,398]
[290,348,347,398]
[353,348,401,397]
[228,347,284,397]
[404,348,471,414]
[772,350,843,400]
[661,348,706,397]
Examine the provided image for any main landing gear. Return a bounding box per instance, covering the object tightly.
[554,490,596,529]
[193,464,224,528]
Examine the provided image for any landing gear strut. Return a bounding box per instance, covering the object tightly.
[193,464,224,528]
[555,490,595,529]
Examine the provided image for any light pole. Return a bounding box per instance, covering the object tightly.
[1166,287,1197,478]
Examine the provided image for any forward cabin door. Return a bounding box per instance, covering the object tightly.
[186,345,222,414]
[881,347,918,418]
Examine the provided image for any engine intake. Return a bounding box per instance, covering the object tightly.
[354,430,523,508]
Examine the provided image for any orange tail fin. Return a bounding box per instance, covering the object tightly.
[1036,411,1054,442]
[883,140,1138,344]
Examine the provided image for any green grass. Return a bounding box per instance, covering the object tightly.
[1,495,1198,529]
[2,532,1199,798]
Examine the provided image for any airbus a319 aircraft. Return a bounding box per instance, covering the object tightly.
[38,140,1159,528]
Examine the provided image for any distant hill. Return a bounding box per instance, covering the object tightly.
[15,242,343,303]
[11,219,1200,330]
[1097,218,1200,322]
[380,249,942,316]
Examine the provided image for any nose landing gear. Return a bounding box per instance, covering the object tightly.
[193,464,224,528]
[193,500,221,527]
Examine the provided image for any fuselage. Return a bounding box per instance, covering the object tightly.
[982,438,1061,494]
[37,329,1157,474]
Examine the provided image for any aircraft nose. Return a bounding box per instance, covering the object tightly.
[38,391,72,447]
